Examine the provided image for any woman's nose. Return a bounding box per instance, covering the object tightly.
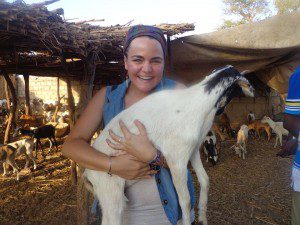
[142,62,152,73]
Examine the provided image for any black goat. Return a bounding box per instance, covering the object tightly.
[15,125,58,159]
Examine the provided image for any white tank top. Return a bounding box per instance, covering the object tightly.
[123,177,171,225]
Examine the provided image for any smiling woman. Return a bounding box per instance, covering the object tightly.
[62,25,196,225]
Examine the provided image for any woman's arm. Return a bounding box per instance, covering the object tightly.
[62,87,154,179]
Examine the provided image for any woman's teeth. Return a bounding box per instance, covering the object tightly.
[138,76,152,80]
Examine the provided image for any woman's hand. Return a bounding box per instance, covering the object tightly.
[111,154,157,180]
[106,120,157,163]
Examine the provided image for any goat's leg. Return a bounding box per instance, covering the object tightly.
[26,150,37,170]
[256,128,261,139]
[167,159,191,225]
[7,158,20,181]
[274,135,279,148]
[266,128,271,141]
[34,139,38,158]
[52,136,58,151]
[24,153,30,169]
[190,149,209,225]
[47,138,53,154]
[241,147,245,159]
[88,171,125,225]
[243,142,247,154]
[2,162,7,176]
[279,134,283,146]
[37,139,45,160]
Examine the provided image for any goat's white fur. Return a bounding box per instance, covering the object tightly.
[84,66,254,225]
[231,125,248,159]
[261,116,289,148]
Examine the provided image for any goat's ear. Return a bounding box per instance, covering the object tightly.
[240,70,250,75]
[236,80,254,98]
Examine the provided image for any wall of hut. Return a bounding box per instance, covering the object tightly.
[224,89,284,124]
[16,76,82,105]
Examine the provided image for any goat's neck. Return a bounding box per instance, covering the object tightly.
[266,119,276,129]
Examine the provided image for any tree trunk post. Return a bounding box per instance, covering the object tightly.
[2,69,17,144]
[76,52,97,225]
[23,73,31,115]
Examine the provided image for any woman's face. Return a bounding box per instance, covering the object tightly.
[124,36,165,93]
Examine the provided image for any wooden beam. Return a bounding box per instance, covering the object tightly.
[23,74,31,115]
[65,77,78,186]
[167,34,174,75]
[76,53,97,225]
[1,69,17,144]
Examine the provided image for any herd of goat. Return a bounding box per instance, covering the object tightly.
[0,98,68,181]
[203,111,290,165]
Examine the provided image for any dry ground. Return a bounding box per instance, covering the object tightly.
[0,137,294,225]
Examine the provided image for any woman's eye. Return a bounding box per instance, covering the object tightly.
[152,60,162,64]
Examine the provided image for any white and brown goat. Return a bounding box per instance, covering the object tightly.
[0,139,37,181]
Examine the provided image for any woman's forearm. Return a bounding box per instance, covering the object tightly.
[62,138,109,172]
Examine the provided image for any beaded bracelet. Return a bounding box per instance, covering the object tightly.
[149,149,163,165]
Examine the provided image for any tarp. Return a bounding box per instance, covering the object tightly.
[169,11,300,94]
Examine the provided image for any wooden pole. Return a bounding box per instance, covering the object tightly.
[23,73,31,115]
[167,34,174,75]
[4,78,10,110]
[77,52,97,225]
[66,78,75,127]
[2,69,17,144]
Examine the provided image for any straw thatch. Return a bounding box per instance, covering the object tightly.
[0,0,194,83]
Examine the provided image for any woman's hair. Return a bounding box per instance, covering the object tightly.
[123,25,167,57]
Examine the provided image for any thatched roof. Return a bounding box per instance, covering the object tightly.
[0,0,194,84]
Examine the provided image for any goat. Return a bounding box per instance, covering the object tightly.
[0,139,37,181]
[247,111,255,124]
[261,116,289,148]
[83,65,254,225]
[203,131,218,166]
[18,114,44,128]
[231,125,249,159]
[212,123,226,141]
[15,125,58,159]
[218,113,235,138]
[247,120,271,141]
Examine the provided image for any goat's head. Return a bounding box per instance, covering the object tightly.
[204,65,254,115]
[261,116,271,123]
[12,127,21,138]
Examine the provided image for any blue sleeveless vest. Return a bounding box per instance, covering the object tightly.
[103,78,195,225]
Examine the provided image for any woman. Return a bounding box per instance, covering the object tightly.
[62,25,195,225]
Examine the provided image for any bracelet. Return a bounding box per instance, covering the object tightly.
[149,149,162,165]
[107,156,112,176]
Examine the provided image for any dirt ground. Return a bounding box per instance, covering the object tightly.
[0,136,294,225]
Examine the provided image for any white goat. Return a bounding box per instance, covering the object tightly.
[0,139,37,181]
[84,65,254,225]
[231,124,249,159]
[261,116,289,148]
